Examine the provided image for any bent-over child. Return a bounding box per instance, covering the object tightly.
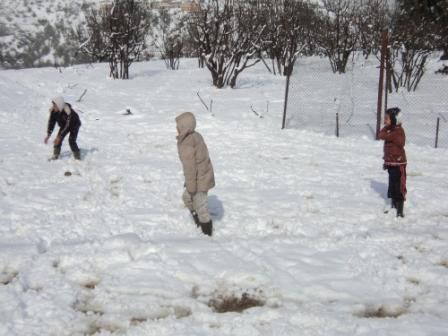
[45,96,82,160]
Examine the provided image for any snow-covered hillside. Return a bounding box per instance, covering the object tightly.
[0,0,101,68]
[0,0,181,69]
[0,58,447,335]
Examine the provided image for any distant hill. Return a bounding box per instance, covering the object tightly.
[0,0,191,70]
[0,0,102,69]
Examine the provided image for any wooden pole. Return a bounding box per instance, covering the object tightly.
[385,45,391,113]
[376,29,388,140]
[282,75,291,129]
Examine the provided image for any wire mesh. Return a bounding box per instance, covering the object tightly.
[284,54,448,148]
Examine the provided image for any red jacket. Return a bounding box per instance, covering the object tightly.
[379,125,407,166]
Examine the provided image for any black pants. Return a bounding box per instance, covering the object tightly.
[387,165,407,202]
[54,127,80,153]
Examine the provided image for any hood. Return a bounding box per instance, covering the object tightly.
[395,112,402,125]
[52,96,65,112]
[176,112,196,141]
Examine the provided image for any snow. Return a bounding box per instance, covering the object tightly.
[0,57,448,335]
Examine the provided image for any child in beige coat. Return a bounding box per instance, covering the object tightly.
[176,112,215,236]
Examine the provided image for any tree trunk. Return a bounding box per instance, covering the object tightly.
[283,63,293,77]
[441,47,448,60]
[229,69,240,88]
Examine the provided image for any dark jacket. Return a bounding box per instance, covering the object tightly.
[379,125,407,166]
[47,103,81,138]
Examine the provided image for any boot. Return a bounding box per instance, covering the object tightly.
[51,147,61,160]
[396,201,404,218]
[73,150,81,160]
[200,220,213,236]
[190,210,200,227]
[391,199,396,209]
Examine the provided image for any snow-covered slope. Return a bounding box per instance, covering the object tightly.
[0,0,101,68]
[0,58,447,335]
[0,0,181,69]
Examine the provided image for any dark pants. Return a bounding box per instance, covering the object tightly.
[54,127,80,153]
[387,165,407,202]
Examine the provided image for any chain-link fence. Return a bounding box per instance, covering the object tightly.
[387,70,448,148]
[284,55,448,148]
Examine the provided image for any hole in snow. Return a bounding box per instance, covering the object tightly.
[82,280,99,290]
[130,317,148,325]
[0,269,18,285]
[406,277,420,285]
[86,321,121,336]
[437,260,448,268]
[73,295,104,316]
[353,304,407,319]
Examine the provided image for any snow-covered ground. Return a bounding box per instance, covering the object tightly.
[0,58,447,335]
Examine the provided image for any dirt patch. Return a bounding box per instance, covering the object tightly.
[208,292,265,313]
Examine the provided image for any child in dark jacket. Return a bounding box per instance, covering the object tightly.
[379,107,407,217]
[44,96,82,160]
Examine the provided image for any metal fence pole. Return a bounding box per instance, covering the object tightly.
[435,117,440,148]
[282,74,291,129]
[336,112,340,137]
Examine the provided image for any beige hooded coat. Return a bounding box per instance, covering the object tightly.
[176,112,215,194]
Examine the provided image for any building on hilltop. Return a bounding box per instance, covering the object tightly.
[98,0,200,13]
[180,1,201,13]
[149,0,200,12]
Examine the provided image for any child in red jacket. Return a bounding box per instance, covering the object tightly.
[379,107,407,217]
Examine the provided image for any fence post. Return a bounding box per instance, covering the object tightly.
[376,29,388,140]
[336,112,340,137]
[385,45,391,113]
[282,74,291,129]
[435,117,440,148]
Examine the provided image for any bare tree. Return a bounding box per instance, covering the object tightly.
[317,0,360,74]
[152,8,185,70]
[187,0,267,88]
[388,0,438,91]
[357,0,389,59]
[263,0,319,76]
[80,0,151,79]
[439,0,448,61]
